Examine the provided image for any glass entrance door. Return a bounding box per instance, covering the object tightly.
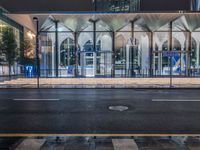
[80,52,96,77]
[96,51,112,77]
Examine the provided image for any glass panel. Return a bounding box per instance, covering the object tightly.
[192,32,200,67]
[77,31,113,77]
[153,31,188,76]
[153,32,170,76]
[115,31,150,77]
[135,32,150,77]
[115,32,131,77]
[172,32,187,76]
[39,32,56,77]
[58,32,75,77]
[96,32,113,77]
[77,32,94,77]
[191,32,200,76]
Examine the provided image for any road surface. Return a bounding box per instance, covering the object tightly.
[0,89,200,134]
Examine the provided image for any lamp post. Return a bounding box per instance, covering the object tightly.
[33,17,40,88]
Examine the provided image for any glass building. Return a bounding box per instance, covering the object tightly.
[95,0,140,12]
[191,0,200,11]
[1,0,200,79]
[4,12,199,78]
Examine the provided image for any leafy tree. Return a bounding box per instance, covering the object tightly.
[0,27,18,79]
[19,38,36,66]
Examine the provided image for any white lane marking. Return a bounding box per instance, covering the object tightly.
[112,139,139,150]
[152,99,200,102]
[13,99,60,101]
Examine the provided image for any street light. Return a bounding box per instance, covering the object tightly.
[33,17,40,88]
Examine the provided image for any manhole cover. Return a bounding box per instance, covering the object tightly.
[108,106,128,112]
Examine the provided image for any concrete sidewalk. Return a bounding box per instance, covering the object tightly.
[1,78,200,88]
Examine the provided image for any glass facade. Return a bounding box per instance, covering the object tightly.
[1,12,200,80]
[96,0,140,12]
[35,14,200,78]
[191,0,200,11]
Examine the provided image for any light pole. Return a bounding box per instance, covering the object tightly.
[33,17,40,88]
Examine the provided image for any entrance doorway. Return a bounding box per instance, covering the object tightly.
[80,52,96,77]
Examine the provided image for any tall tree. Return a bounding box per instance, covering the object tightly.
[0,27,18,79]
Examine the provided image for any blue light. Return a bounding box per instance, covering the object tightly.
[25,65,34,78]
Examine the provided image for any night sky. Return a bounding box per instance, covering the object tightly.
[141,0,190,11]
[0,0,190,12]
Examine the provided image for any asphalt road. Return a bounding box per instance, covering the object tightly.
[0,89,200,134]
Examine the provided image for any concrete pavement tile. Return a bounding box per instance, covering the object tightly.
[15,139,46,150]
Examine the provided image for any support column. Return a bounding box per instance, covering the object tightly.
[112,31,115,77]
[92,20,97,77]
[187,31,192,76]
[169,21,173,77]
[158,45,162,75]
[55,20,59,77]
[196,43,199,67]
[74,32,78,77]
[93,21,96,53]
[33,17,40,88]
[149,31,153,76]
[131,20,135,77]
[36,23,40,78]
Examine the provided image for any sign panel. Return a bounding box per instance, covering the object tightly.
[163,51,179,57]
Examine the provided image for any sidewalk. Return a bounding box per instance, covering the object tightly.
[1,78,200,88]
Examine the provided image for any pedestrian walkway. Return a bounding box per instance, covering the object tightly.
[1,78,200,88]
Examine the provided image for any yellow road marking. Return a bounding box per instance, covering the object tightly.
[0,134,200,137]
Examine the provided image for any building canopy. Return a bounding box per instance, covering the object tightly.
[5,12,200,33]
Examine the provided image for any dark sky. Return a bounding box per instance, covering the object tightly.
[0,0,93,12]
[0,0,190,12]
[141,0,190,11]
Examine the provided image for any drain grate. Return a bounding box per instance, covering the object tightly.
[108,106,128,112]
